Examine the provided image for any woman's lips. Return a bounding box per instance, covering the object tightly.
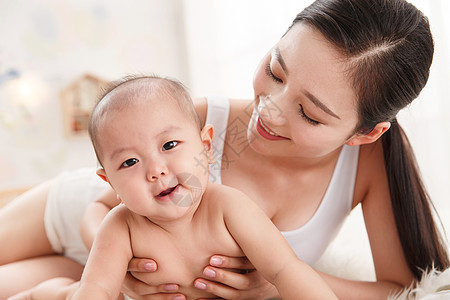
[256,117,288,141]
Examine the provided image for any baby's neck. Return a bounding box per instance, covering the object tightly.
[145,204,201,235]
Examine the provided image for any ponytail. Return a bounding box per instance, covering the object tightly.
[381,119,449,279]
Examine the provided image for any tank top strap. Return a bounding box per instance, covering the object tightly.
[205,96,230,184]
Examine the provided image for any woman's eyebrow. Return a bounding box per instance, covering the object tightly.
[276,47,340,120]
[303,90,341,120]
[275,48,288,75]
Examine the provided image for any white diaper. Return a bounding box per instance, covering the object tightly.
[44,167,109,265]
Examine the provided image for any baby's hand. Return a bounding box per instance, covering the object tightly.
[7,277,78,300]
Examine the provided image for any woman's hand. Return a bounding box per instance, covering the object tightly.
[122,258,186,300]
[193,256,280,300]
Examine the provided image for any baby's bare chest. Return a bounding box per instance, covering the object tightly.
[128,218,243,298]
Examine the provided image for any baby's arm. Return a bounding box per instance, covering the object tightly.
[8,278,78,300]
[73,205,133,299]
[80,187,120,250]
[222,189,338,300]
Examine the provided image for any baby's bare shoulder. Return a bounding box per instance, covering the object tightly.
[108,203,134,220]
[203,182,254,209]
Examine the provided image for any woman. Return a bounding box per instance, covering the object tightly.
[1,0,448,299]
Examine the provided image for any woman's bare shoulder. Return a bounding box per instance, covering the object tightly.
[229,98,253,115]
[353,140,388,207]
[358,139,385,171]
[193,97,208,126]
[193,97,253,126]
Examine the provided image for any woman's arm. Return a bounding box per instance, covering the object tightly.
[357,141,413,286]
[194,255,406,300]
[290,140,413,300]
[318,140,414,299]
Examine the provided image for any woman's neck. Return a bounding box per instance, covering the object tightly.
[240,144,344,174]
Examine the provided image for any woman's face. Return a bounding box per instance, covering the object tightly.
[250,23,360,159]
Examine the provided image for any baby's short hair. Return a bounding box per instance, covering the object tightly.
[89,74,202,165]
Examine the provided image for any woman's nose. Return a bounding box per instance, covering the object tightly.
[257,95,286,125]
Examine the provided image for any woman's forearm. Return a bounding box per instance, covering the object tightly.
[272,261,337,300]
[318,270,406,300]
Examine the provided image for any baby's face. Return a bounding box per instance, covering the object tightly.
[97,95,212,221]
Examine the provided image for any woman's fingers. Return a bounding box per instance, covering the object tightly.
[124,293,186,300]
[124,258,186,300]
[201,267,255,290]
[192,255,272,299]
[127,257,158,272]
[209,255,254,270]
[194,278,241,300]
[130,294,186,300]
[121,273,181,300]
[194,268,275,299]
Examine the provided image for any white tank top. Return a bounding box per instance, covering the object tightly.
[205,96,359,265]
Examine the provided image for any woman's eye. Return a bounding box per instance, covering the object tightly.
[298,104,320,126]
[162,141,179,151]
[265,64,283,83]
[121,158,139,168]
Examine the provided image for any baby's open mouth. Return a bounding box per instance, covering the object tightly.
[157,185,178,197]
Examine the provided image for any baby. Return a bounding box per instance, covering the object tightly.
[16,75,337,300]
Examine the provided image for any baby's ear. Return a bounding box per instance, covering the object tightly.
[201,124,215,163]
[345,121,391,146]
[96,168,109,183]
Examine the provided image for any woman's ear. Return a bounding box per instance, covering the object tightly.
[345,121,391,146]
[201,124,215,164]
[96,168,109,183]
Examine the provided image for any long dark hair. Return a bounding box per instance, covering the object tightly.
[293,0,449,279]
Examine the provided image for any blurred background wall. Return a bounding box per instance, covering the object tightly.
[0,0,449,216]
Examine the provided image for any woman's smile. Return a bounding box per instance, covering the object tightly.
[256,116,288,141]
